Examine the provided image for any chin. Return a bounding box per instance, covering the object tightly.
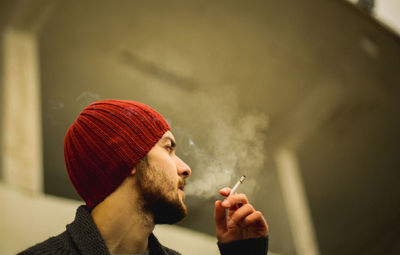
[153,196,187,225]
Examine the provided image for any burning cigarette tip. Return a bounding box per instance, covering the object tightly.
[229,175,247,196]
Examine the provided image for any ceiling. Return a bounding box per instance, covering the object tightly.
[1,0,399,254]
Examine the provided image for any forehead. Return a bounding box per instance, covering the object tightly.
[159,131,175,142]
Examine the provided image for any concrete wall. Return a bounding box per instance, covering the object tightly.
[1,0,399,254]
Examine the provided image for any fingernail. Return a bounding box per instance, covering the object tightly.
[228,220,234,227]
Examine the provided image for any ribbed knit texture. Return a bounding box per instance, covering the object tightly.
[64,100,170,209]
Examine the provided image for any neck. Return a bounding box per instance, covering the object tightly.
[91,176,154,254]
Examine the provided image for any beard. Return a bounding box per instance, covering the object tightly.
[136,157,187,224]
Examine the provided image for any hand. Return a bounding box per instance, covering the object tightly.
[214,187,268,243]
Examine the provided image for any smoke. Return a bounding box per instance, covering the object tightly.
[117,49,269,200]
[170,90,269,200]
[76,91,101,108]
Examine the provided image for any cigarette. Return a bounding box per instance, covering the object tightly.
[229,175,246,196]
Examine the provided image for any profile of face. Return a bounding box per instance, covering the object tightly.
[136,131,191,224]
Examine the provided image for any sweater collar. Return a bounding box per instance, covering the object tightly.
[66,205,170,255]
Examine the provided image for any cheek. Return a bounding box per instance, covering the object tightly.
[155,156,177,177]
[151,161,177,186]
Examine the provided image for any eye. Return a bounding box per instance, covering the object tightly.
[163,139,176,153]
[165,145,174,153]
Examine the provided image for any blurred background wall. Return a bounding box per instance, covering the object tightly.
[1,0,399,255]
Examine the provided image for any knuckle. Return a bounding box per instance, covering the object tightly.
[243,203,255,211]
[239,193,248,200]
[233,193,248,203]
[253,211,262,217]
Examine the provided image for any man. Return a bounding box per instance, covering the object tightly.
[19,99,268,255]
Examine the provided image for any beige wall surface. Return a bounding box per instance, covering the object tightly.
[1,0,399,255]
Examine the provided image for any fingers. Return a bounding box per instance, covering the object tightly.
[243,211,266,226]
[219,187,231,197]
[214,200,227,233]
[243,211,269,236]
[221,193,249,208]
[229,207,269,236]
[227,203,255,228]
[217,187,268,239]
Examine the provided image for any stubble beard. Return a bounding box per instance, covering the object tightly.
[136,157,187,224]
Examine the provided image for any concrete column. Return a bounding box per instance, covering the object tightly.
[275,148,320,255]
[1,28,42,193]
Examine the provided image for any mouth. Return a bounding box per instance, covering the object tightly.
[178,186,186,201]
[178,178,186,192]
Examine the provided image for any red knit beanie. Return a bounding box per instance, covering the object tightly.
[64,99,170,209]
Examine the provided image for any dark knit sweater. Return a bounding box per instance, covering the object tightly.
[18,205,268,255]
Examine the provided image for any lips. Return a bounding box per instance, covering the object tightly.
[178,178,185,191]
[178,185,186,201]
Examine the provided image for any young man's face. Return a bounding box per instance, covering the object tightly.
[136,131,191,224]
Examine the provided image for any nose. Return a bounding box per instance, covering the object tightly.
[175,155,191,178]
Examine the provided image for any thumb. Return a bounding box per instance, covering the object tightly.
[214,200,227,233]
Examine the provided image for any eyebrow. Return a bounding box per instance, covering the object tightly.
[161,136,176,148]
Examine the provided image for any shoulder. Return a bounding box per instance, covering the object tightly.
[161,245,182,255]
[18,231,78,255]
[148,233,181,255]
